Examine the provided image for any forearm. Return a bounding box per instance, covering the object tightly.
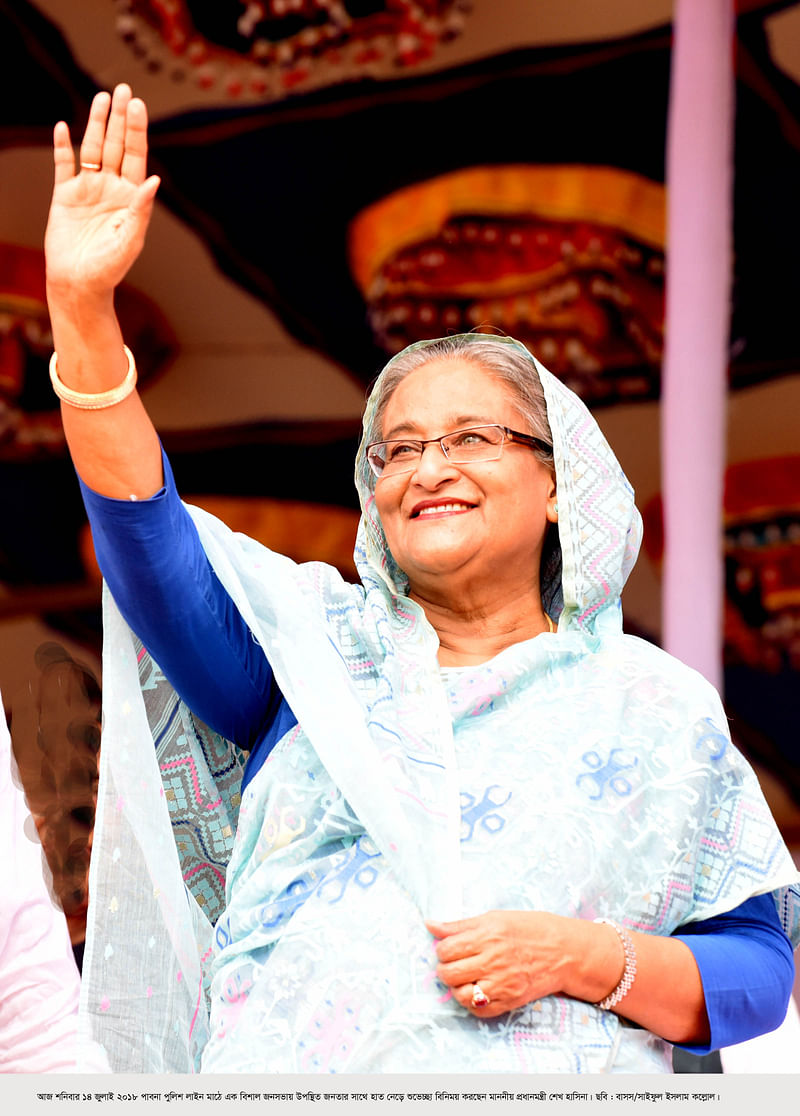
[431,898,793,1051]
[564,918,708,1045]
[48,290,163,498]
[429,909,709,1045]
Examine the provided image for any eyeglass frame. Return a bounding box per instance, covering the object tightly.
[365,423,553,479]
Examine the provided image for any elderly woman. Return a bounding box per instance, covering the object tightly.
[47,87,798,1074]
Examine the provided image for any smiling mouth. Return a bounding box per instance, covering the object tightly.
[412,502,474,519]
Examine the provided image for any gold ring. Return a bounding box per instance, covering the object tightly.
[471,982,490,1008]
[80,161,102,171]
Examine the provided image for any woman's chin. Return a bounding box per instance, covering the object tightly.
[402,550,482,597]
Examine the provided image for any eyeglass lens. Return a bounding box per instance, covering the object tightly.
[369,425,506,476]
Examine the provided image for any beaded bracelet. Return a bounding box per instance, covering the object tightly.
[593,917,637,1010]
[49,345,137,410]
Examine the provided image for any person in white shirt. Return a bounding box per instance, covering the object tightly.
[0,694,79,1073]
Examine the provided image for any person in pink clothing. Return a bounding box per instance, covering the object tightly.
[0,694,79,1073]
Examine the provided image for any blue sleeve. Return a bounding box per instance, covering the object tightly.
[78,449,284,751]
[672,893,795,1053]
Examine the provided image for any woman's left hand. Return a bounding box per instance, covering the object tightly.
[426,909,710,1046]
[425,910,592,1018]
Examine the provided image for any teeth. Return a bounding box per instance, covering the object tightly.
[416,503,472,516]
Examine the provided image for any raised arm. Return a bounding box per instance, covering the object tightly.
[45,84,163,498]
[45,86,295,759]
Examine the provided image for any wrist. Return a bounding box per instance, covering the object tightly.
[559,918,627,1004]
[47,293,124,372]
[592,919,637,1010]
[46,281,116,324]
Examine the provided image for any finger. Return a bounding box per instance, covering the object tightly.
[120,97,150,185]
[426,916,480,939]
[430,927,482,964]
[436,954,482,987]
[451,983,476,1011]
[469,981,492,1010]
[100,84,133,174]
[452,982,497,1016]
[53,121,75,185]
[130,175,161,213]
[128,176,161,231]
[78,90,112,169]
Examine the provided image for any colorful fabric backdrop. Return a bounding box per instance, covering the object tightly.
[0,3,798,947]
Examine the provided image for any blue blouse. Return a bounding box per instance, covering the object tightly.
[78,452,795,1054]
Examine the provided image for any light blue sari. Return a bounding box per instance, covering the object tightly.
[79,339,800,1073]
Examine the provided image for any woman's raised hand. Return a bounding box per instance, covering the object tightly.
[45,85,160,299]
[44,84,165,500]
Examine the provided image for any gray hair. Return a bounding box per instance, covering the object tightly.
[363,334,553,469]
[355,334,562,613]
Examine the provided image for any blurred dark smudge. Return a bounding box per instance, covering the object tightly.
[9,641,101,953]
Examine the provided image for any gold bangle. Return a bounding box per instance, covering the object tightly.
[49,345,138,410]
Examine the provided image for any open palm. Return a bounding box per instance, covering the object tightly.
[45,85,160,297]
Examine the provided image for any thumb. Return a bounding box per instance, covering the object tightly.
[129,174,161,219]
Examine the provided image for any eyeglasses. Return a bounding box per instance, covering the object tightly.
[366,424,553,478]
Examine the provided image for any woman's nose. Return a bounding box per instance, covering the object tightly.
[410,440,459,485]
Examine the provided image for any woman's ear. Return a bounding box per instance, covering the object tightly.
[545,478,559,524]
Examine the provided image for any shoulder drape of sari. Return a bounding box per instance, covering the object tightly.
[78,340,800,1072]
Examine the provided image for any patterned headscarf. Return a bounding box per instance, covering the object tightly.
[78,337,799,1074]
[354,333,642,634]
